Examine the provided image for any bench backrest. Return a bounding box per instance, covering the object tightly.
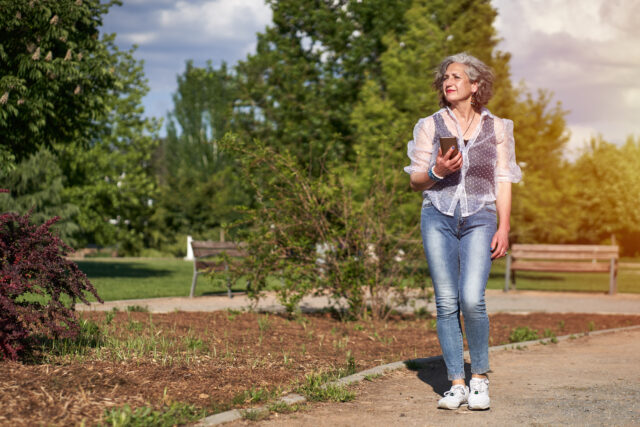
[190,240,247,258]
[511,244,618,261]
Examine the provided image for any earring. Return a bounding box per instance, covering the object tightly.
[471,92,479,107]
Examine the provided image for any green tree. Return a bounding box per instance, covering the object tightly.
[152,61,249,250]
[234,0,412,173]
[506,89,574,244]
[1,0,161,254]
[57,44,160,254]
[360,0,571,244]
[571,137,640,255]
[350,0,519,235]
[0,0,120,168]
[0,148,79,244]
[380,0,508,119]
[160,61,235,179]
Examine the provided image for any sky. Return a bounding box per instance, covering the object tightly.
[102,0,640,155]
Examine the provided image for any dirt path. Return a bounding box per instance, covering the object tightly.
[78,289,640,315]
[231,328,640,426]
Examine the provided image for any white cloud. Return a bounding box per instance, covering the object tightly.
[518,0,615,41]
[159,0,272,41]
[122,32,158,45]
[623,88,640,109]
[493,0,640,146]
[103,0,272,123]
[600,0,640,35]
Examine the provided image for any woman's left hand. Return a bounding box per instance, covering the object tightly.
[490,228,510,259]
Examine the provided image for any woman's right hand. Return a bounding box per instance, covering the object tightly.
[433,146,463,177]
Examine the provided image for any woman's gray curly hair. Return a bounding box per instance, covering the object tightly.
[433,52,494,111]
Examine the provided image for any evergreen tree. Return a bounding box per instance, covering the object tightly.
[0,149,79,244]
[57,44,160,254]
[152,61,249,248]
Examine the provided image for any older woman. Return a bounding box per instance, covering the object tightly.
[404,52,521,410]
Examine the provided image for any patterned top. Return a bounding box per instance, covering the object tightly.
[404,107,522,217]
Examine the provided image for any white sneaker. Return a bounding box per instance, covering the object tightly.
[438,384,469,409]
[468,377,490,410]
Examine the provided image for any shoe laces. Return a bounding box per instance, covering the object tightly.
[444,385,466,397]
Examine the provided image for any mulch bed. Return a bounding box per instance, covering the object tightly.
[1,310,639,426]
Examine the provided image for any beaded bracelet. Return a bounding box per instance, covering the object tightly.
[428,166,444,182]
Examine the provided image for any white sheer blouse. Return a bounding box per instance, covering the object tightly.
[404,107,522,217]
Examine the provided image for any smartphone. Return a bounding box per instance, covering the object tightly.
[439,136,459,157]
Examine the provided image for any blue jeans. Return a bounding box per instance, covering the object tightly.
[420,201,496,380]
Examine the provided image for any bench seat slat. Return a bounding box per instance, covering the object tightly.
[193,248,247,258]
[510,261,611,273]
[191,241,244,249]
[194,261,228,272]
[511,244,619,253]
[510,251,618,260]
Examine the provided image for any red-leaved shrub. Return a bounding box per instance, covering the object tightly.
[0,212,102,360]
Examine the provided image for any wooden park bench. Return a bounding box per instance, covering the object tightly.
[189,240,248,298]
[504,244,619,295]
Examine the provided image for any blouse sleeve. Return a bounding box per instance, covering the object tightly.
[495,118,522,183]
[403,117,434,175]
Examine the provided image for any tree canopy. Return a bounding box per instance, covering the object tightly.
[1,0,159,254]
[0,0,121,170]
[1,0,638,256]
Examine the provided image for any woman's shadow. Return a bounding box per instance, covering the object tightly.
[406,357,473,396]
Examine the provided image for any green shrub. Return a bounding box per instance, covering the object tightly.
[298,373,355,402]
[218,135,428,320]
[509,326,539,343]
[102,402,204,427]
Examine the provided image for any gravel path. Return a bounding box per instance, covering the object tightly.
[78,289,640,315]
[230,328,640,426]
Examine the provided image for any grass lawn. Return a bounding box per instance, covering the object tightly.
[487,258,640,294]
[76,257,640,302]
[76,258,247,301]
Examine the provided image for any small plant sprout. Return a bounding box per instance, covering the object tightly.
[258,314,271,333]
[558,320,565,331]
[509,326,539,343]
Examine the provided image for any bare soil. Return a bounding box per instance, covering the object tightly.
[1,311,639,426]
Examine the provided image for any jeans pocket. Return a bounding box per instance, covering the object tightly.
[483,202,497,213]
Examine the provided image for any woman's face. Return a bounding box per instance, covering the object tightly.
[442,62,478,106]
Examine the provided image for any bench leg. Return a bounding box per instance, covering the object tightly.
[190,270,198,298]
[504,253,511,292]
[609,259,618,295]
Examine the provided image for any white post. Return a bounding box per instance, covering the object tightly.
[184,235,194,260]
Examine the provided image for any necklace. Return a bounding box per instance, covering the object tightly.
[462,112,476,139]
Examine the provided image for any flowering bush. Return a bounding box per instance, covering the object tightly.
[0,212,102,360]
